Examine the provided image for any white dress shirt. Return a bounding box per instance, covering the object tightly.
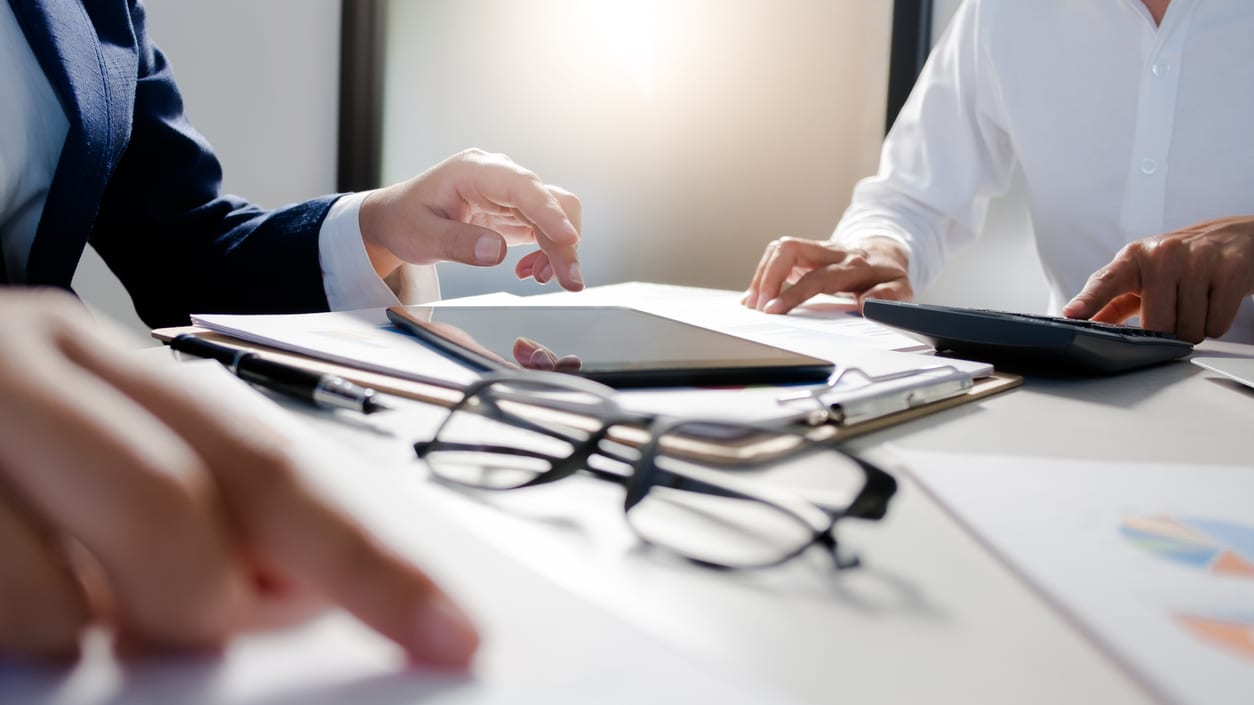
[0,0,67,284]
[834,0,1254,343]
[0,2,435,309]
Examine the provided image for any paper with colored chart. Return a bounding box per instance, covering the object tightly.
[897,449,1254,705]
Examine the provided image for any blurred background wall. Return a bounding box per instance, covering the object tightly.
[71,0,1046,340]
[379,0,892,299]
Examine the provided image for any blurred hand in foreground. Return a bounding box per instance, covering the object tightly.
[0,289,478,668]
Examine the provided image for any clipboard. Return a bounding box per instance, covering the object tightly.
[152,326,1021,442]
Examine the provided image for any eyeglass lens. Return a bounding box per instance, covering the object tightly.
[421,378,617,489]
[626,420,868,568]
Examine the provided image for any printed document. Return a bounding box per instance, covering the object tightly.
[899,448,1254,705]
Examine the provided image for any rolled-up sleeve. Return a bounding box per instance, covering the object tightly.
[833,0,1016,293]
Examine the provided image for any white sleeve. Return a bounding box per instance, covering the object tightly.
[833,0,1016,293]
[318,191,441,309]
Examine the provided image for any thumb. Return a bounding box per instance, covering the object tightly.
[421,217,507,267]
[442,221,507,267]
[1064,258,1141,320]
[857,280,912,312]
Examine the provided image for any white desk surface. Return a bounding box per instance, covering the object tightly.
[4,341,1253,705]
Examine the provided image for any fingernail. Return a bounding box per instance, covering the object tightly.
[1063,300,1082,316]
[536,262,554,283]
[411,593,479,670]
[567,262,584,289]
[764,298,786,314]
[474,236,503,265]
[529,347,558,368]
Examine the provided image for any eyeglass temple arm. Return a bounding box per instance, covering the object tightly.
[414,439,556,461]
[842,459,898,520]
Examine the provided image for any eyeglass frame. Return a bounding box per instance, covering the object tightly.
[413,371,898,570]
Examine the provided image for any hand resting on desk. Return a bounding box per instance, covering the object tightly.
[0,290,478,668]
[741,236,913,315]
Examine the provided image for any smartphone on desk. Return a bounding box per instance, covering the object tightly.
[385,305,835,388]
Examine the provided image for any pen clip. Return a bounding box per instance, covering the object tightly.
[776,364,967,425]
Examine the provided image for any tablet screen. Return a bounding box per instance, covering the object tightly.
[386,305,834,388]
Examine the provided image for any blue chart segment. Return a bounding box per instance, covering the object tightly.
[1120,516,1254,578]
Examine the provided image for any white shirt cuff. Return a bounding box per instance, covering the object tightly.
[831,227,921,290]
[318,191,441,310]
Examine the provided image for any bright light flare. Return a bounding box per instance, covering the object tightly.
[578,0,661,93]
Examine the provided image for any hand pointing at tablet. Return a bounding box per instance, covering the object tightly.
[359,149,585,292]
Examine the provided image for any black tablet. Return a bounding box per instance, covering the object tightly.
[386,305,834,388]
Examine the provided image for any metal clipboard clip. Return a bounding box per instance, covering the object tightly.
[776,364,974,426]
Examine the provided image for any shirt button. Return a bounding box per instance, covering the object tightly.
[1151,62,1172,77]
[1140,158,1158,175]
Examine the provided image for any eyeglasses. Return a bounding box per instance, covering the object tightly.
[413,372,897,570]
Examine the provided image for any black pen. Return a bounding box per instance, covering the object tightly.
[169,334,391,414]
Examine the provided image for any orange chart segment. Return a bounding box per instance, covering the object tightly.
[1175,613,1254,662]
[1213,550,1254,578]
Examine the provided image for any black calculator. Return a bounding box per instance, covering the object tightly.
[862,299,1194,374]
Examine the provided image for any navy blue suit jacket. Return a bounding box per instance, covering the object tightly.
[9,0,336,327]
